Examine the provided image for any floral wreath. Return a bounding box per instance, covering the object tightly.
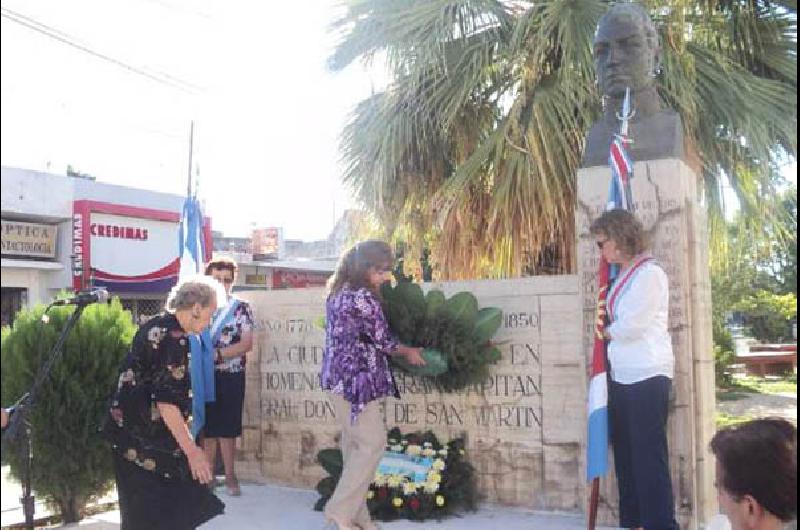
[315,427,478,521]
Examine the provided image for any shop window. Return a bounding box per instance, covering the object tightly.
[1,287,27,327]
[119,298,166,324]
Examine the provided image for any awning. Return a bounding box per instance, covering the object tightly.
[1,258,64,271]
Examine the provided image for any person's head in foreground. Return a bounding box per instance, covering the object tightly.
[710,417,797,530]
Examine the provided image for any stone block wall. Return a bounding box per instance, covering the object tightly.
[238,276,588,512]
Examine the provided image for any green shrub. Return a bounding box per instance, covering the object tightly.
[714,344,736,387]
[1,299,136,522]
[732,290,797,343]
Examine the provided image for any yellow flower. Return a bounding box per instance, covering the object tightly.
[432,459,446,471]
[423,481,439,494]
[435,495,445,507]
[406,445,422,456]
[459,449,465,456]
[387,475,403,488]
[392,497,403,508]
[427,471,442,483]
[374,474,387,487]
[366,490,375,500]
[402,482,417,496]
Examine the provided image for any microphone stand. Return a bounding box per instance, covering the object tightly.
[2,302,88,530]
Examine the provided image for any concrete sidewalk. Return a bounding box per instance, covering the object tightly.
[58,483,616,530]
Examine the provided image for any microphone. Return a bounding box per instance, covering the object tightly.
[52,288,110,306]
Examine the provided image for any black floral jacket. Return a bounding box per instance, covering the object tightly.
[103,313,194,480]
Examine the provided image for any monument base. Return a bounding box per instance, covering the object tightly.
[577,158,716,528]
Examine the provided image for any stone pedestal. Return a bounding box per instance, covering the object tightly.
[576,158,716,528]
[239,277,589,512]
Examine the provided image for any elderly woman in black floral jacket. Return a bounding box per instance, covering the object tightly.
[103,276,226,530]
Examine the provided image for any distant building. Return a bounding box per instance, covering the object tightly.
[210,209,365,292]
[212,230,251,253]
[1,166,211,325]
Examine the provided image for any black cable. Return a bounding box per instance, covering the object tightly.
[0,6,204,94]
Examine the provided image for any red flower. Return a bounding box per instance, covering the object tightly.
[409,497,421,511]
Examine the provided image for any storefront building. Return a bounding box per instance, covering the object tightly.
[211,251,335,294]
[1,166,211,324]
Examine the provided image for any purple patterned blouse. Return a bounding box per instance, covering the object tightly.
[320,286,399,422]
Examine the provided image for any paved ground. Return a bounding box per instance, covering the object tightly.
[717,391,797,422]
[3,391,796,529]
[4,482,613,530]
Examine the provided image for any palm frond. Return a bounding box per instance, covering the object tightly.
[331,0,797,279]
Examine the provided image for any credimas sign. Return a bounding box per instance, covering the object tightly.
[72,200,192,292]
[90,223,148,241]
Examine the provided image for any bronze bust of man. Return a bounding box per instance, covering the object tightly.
[582,3,684,167]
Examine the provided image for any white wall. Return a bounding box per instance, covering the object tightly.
[0,266,62,306]
[73,178,184,212]
[0,166,74,220]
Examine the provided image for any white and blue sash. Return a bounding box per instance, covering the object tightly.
[210,296,241,346]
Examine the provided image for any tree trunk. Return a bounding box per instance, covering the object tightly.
[59,496,82,524]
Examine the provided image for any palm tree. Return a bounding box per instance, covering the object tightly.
[329,0,796,279]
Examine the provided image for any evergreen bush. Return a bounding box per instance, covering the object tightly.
[1,298,136,523]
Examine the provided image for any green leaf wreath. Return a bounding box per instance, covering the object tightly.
[380,281,503,392]
[314,428,478,521]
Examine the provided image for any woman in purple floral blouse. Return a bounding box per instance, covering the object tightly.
[321,240,425,530]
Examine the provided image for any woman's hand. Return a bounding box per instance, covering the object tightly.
[403,347,426,366]
[185,445,213,484]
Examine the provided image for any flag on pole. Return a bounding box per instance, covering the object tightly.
[178,193,215,439]
[586,88,635,482]
[178,196,207,279]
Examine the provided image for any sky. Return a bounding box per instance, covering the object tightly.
[1,0,385,241]
[1,1,794,239]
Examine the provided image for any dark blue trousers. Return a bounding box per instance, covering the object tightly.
[609,376,679,530]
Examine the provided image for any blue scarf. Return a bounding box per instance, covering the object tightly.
[190,330,216,439]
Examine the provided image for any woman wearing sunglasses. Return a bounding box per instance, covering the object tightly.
[201,256,254,497]
[590,209,678,530]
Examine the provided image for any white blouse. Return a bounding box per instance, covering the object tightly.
[606,260,674,384]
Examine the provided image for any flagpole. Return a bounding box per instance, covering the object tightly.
[187,120,195,198]
[587,87,634,530]
[588,479,599,530]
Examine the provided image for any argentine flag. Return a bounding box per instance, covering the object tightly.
[586,94,634,482]
[177,195,215,438]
